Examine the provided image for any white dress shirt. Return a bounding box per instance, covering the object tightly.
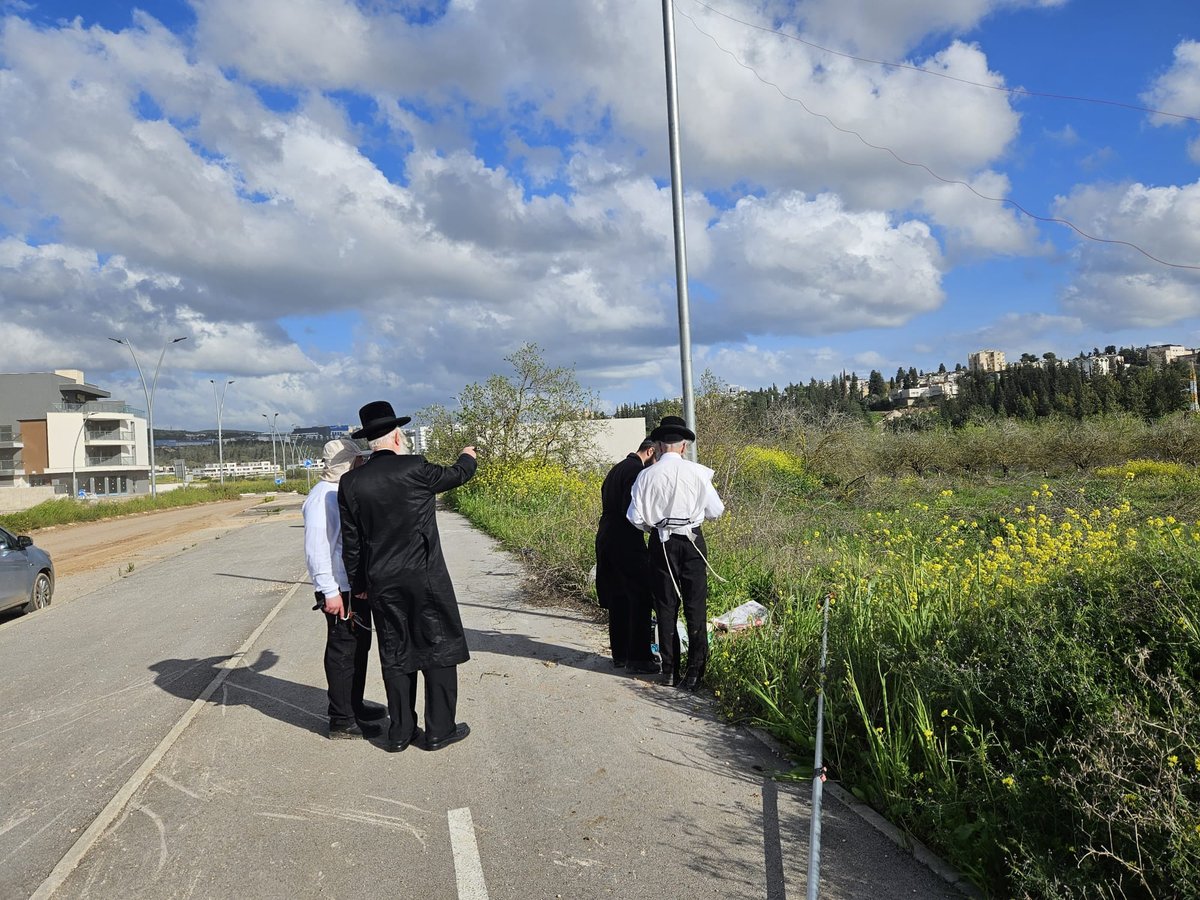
[302,480,350,596]
[627,451,724,543]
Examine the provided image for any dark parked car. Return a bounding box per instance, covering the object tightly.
[0,525,54,615]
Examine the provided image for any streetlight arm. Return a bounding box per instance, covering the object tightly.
[148,337,187,412]
[110,337,150,402]
[110,335,187,498]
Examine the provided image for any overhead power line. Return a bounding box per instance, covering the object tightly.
[686,0,1200,125]
[673,1,1200,272]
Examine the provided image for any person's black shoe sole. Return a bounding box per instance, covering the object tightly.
[329,721,383,740]
[423,722,470,751]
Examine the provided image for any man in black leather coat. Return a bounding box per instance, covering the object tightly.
[339,400,477,753]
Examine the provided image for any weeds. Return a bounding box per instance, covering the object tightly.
[449,439,1200,897]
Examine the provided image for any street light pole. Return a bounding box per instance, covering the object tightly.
[660,0,697,461]
[71,411,96,499]
[262,412,279,477]
[210,379,234,485]
[109,335,188,497]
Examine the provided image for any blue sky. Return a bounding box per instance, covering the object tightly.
[1,0,1198,432]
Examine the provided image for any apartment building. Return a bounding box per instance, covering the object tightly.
[0,370,149,496]
[1147,344,1191,369]
[192,460,278,479]
[968,349,1006,374]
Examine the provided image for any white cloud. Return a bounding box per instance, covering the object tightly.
[959,311,1084,355]
[788,0,1066,58]
[1143,40,1200,125]
[4,0,1180,431]
[1054,181,1200,328]
[919,169,1042,259]
[1143,40,1200,162]
[190,2,1026,221]
[703,192,945,336]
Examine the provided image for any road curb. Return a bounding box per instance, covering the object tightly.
[736,715,984,899]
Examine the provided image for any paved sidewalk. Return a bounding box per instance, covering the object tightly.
[39,510,967,899]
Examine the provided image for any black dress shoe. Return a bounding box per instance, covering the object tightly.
[384,727,423,753]
[423,722,470,751]
[678,674,702,692]
[627,660,661,675]
[612,658,627,668]
[329,720,382,740]
[356,701,389,721]
[659,672,680,687]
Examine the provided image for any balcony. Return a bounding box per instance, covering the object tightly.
[85,428,136,443]
[0,462,18,476]
[0,427,21,449]
[52,400,146,417]
[84,454,139,468]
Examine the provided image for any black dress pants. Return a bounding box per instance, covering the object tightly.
[649,531,710,682]
[369,592,461,744]
[383,666,458,745]
[323,593,373,727]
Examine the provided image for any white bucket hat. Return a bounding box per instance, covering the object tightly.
[320,438,369,483]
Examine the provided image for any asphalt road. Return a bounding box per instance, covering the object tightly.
[0,505,968,899]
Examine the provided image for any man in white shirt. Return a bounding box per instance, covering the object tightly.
[303,438,387,739]
[627,416,725,691]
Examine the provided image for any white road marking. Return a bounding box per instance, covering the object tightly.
[448,807,489,900]
[29,575,307,900]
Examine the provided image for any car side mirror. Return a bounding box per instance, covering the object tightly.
[16,535,33,549]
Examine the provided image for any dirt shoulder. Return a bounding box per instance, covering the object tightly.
[31,495,306,603]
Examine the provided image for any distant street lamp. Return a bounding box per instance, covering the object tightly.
[210,379,234,484]
[261,412,279,476]
[109,335,188,497]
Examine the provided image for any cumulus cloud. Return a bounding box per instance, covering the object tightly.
[1054,181,1200,328]
[1143,40,1200,124]
[189,2,1026,213]
[3,0,1181,430]
[703,192,945,336]
[789,0,1066,58]
[1142,40,1200,163]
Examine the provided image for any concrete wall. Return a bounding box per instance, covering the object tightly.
[0,486,56,514]
[46,411,84,470]
[583,417,648,465]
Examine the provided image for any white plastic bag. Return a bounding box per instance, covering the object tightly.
[710,600,770,633]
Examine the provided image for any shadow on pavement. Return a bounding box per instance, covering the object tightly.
[459,598,595,624]
[148,649,329,736]
[620,671,968,899]
[465,625,617,674]
[216,572,308,585]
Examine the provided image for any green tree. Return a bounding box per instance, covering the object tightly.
[421,343,599,467]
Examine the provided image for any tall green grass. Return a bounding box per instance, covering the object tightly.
[447,447,1200,897]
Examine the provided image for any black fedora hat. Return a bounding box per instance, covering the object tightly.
[649,415,695,443]
[352,400,411,440]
